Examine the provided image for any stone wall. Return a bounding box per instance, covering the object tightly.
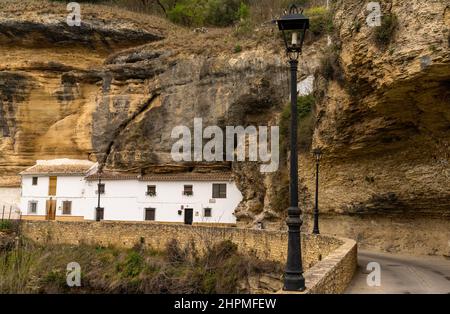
[304,237,358,294]
[20,220,357,293]
[302,213,450,257]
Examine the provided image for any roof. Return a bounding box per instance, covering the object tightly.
[0,176,21,187]
[86,171,233,182]
[20,159,96,176]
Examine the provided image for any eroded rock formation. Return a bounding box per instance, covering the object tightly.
[0,1,449,247]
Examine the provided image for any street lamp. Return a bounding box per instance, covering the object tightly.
[277,4,309,292]
[96,170,104,222]
[312,148,323,235]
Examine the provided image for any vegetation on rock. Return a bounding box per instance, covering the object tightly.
[373,13,398,47]
[280,94,316,154]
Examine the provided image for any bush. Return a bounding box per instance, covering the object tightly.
[305,6,333,38]
[234,44,242,53]
[166,0,248,27]
[0,220,12,231]
[373,13,398,47]
[0,238,282,294]
[317,45,344,83]
[167,2,205,27]
[206,0,244,26]
[117,251,145,278]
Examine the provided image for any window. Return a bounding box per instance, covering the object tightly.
[28,201,38,214]
[204,207,212,217]
[62,201,72,215]
[32,177,38,185]
[212,184,227,199]
[146,185,156,196]
[97,183,105,195]
[183,185,193,196]
[145,208,156,221]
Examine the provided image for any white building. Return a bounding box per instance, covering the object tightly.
[20,159,242,226]
[0,176,21,219]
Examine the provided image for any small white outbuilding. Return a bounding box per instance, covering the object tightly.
[19,159,242,226]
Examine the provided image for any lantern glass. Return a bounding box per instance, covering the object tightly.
[277,4,309,56]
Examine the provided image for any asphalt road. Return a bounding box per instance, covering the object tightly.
[345,250,450,294]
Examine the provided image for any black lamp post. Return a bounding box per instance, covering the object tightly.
[312,148,323,235]
[96,171,103,222]
[276,4,309,292]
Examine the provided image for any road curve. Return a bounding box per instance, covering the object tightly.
[345,250,450,294]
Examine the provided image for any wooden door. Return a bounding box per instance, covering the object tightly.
[46,199,56,220]
[48,176,57,196]
[184,208,193,225]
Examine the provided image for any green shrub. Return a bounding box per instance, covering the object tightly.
[234,44,242,53]
[0,220,12,231]
[305,6,333,38]
[167,2,205,27]
[117,251,144,278]
[318,45,344,83]
[0,237,282,294]
[166,0,247,27]
[373,13,398,47]
[206,0,243,26]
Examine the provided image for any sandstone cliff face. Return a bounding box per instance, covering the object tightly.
[302,0,450,218]
[0,0,296,221]
[0,0,449,235]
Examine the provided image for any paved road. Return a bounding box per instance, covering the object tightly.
[345,250,450,294]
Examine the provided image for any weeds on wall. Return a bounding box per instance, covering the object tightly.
[317,44,345,84]
[373,13,398,48]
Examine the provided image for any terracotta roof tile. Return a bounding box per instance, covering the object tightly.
[21,163,95,175]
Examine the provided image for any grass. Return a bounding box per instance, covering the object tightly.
[0,237,281,294]
[0,220,12,231]
[234,44,242,53]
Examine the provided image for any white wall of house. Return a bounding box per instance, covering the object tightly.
[21,175,87,218]
[83,180,241,224]
[20,174,242,225]
[0,187,21,218]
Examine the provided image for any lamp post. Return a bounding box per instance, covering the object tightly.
[96,171,103,222]
[312,148,323,235]
[276,4,309,292]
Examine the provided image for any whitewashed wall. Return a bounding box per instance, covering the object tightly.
[83,180,242,224]
[0,187,21,219]
[20,175,242,224]
[21,175,87,218]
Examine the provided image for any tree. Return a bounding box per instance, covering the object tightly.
[140,0,172,17]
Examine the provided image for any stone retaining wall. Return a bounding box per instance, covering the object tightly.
[20,220,357,293]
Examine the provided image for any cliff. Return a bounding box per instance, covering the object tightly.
[304,0,450,217]
[0,0,449,236]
